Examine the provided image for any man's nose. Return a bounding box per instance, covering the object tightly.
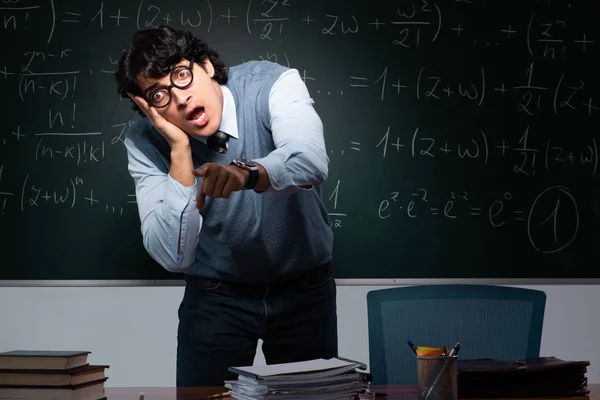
[172,88,191,107]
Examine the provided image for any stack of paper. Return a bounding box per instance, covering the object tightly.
[225,358,371,400]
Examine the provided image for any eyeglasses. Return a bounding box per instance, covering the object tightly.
[144,58,194,108]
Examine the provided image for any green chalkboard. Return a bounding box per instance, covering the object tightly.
[1,0,599,282]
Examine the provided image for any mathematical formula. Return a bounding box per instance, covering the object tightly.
[376,185,579,254]
[0,0,594,55]
[0,167,135,216]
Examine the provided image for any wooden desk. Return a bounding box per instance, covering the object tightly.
[105,384,597,400]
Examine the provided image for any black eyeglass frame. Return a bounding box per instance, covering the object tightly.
[144,57,195,108]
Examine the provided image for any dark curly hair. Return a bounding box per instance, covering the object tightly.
[115,25,228,116]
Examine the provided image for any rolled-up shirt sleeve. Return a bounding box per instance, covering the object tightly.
[253,68,329,193]
[124,135,201,272]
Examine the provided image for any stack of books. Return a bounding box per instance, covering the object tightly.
[224,357,371,400]
[0,350,108,400]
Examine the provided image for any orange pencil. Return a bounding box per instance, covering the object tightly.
[207,391,231,399]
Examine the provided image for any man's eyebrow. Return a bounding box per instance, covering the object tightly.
[140,60,188,94]
[143,82,160,93]
[140,75,164,94]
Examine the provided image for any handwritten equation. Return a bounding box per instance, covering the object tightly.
[2,122,133,158]
[377,185,579,254]
[329,125,598,176]
[0,167,136,216]
[0,0,594,55]
[343,63,598,117]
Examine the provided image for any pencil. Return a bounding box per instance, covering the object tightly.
[207,391,231,399]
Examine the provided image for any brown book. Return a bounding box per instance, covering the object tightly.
[0,351,90,370]
[0,378,107,400]
[0,364,108,386]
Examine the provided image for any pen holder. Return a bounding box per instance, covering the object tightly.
[417,355,458,400]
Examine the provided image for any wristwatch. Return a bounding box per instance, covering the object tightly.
[230,158,259,190]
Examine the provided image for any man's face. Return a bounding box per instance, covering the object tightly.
[137,58,223,137]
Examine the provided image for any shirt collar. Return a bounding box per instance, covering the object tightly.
[190,85,238,145]
[219,85,239,139]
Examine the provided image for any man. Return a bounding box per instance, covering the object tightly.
[114,25,337,386]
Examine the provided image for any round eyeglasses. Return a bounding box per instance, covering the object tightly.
[145,58,194,108]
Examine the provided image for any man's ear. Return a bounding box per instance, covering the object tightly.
[201,58,215,78]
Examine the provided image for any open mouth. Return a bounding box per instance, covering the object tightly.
[187,106,207,124]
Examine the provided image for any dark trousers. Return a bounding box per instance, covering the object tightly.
[176,264,338,386]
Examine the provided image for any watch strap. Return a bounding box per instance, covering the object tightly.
[244,165,259,190]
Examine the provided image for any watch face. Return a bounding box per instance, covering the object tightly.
[234,158,256,168]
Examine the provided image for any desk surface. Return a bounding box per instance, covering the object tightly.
[105,384,597,400]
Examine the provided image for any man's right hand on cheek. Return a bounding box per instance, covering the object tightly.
[192,163,249,209]
[128,93,190,147]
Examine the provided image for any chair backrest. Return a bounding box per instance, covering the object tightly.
[366,284,546,385]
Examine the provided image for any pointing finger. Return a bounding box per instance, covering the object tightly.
[193,164,208,177]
